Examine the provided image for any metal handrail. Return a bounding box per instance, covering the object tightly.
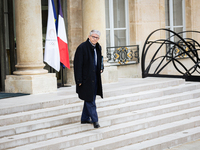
[107,45,139,65]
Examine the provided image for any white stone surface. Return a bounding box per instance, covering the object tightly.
[101,65,118,84]
[1,78,186,115]
[5,73,57,94]
[115,126,200,150]
[1,84,199,127]
[166,139,200,150]
[1,78,200,149]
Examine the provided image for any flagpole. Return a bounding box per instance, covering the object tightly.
[61,64,64,87]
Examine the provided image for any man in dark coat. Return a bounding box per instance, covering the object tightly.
[73,30,104,128]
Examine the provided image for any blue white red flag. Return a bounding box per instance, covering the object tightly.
[57,0,70,69]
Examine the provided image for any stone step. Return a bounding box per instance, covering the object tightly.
[1,78,200,150]
[0,78,185,116]
[0,82,199,127]
[65,118,200,150]
[1,99,200,149]
[6,110,200,150]
[115,127,200,150]
[103,78,186,98]
[1,86,200,138]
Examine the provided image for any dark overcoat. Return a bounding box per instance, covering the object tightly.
[73,38,103,102]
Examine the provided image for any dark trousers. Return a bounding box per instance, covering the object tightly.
[81,94,98,122]
[81,63,98,122]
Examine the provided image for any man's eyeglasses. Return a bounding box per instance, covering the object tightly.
[91,36,99,40]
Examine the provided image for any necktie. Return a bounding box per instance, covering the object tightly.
[94,48,97,66]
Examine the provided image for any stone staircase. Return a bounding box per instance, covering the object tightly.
[0,78,200,150]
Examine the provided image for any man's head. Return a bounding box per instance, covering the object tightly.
[88,30,101,45]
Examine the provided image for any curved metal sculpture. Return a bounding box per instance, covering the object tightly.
[141,28,200,81]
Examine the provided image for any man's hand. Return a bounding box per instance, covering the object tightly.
[79,83,82,86]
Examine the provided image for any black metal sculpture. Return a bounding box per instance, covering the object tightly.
[141,28,200,81]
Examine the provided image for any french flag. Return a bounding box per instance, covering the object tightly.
[57,0,70,69]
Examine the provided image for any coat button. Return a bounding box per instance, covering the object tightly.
[92,80,94,82]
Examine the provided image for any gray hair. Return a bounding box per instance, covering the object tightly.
[90,30,101,37]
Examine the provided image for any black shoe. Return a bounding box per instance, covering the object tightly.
[81,120,93,124]
[93,122,100,128]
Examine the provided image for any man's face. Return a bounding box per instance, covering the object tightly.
[88,33,100,45]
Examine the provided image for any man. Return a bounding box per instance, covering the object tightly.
[73,30,104,128]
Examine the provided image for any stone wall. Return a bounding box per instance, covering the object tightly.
[127,0,200,77]
[126,0,166,77]
[66,0,200,84]
[66,0,118,85]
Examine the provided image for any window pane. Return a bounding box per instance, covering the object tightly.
[173,0,183,26]
[105,0,110,28]
[106,30,111,47]
[165,0,170,26]
[113,0,125,28]
[114,30,126,46]
[174,27,183,42]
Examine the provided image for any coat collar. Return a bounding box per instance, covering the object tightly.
[89,39,95,47]
[86,38,99,50]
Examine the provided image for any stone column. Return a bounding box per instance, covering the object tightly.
[5,0,57,94]
[14,0,47,75]
[82,0,118,83]
[65,0,83,85]
[82,0,106,57]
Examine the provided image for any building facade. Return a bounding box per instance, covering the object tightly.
[0,0,200,93]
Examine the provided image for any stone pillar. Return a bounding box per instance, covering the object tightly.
[65,0,83,85]
[82,0,106,57]
[14,0,47,75]
[82,0,118,83]
[5,0,57,94]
